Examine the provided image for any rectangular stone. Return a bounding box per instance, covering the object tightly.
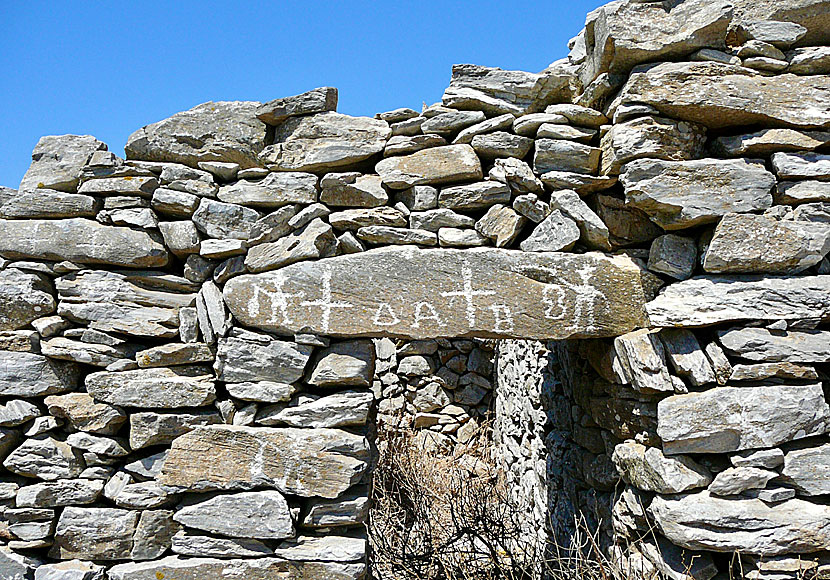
[108,556,365,580]
[158,425,369,498]
[647,275,830,327]
[658,384,830,455]
[223,247,648,340]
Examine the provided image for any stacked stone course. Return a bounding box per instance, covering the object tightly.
[0,0,830,577]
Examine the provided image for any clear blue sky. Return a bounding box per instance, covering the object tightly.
[0,0,604,189]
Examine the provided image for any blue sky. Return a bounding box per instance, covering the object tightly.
[0,0,604,189]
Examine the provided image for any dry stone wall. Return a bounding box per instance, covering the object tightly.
[0,0,829,577]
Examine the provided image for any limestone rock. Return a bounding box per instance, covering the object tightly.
[489,158,543,195]
[731,448,784,470]
[438,181,511,211]
[52,507,138,560]
[442,64,574,116]
[130,510,178,561]
[519,210,579,252]
[717,327,830,363]
[781,444,830,496]
[375,144,482,189]
[657,384,830,454]
[245,218,337,273]
[158,221,200,256]
[158,425,370,498]
[135,342,213,368]
[1,189,99,219]
[260,112,390,172]
[320,172,387,208]
[384,134,446,157]
[356,226,437,246]
[777,181,830,205]
[0,268,56,331]
[224,247,648,340]
[85,366,216,408]
[129,410,221,449]
[44,394,125,435]
[41,337,138,368]
[712,128,830,157]
[650,491,830,555]
[600,116,706,176]
[34,560,105,580]
[422,110,485,137]
[0,547,42,579]
[410,208,475,232]
[548,189,611,251]
[0,351,79,397]
[107,556,366,580]
[453,113,515,145]
[772,152,830,181]
[470,132,534,159]
[787,46,830,74]
[647,275,830,327]
[225,381,297,403]
[192,198,260,240]
[578,0,732,87]
[614,329,674,394]
[513,113,568,137]
[611,62,830,130]
[648,235,696,280]
[218,172,318,207]
[4,437,84,480]
[0,218,168,267]
[126,101,267,169]
[174,491,293,539]
[730,362,818,382]
[273,535,366,562]
[214,331,312,384]
[306,340,375,387]
[541,171,616,195]
[533,139,600,175]
[257,391,373,428]
[612,441,711,494]
[621,158,774,230]
[303,488,369,528]
[256,87,338,125]
[20,135,107,192]
[0,400,39,427]
[16,479,104,508]
[437,228,488,247]
[475,205,525,248]
[171,532,270,558]
[709,466,777,496]
[660,329,716,386]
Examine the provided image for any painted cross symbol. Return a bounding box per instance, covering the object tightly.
[300,268,353,333]
[440,263,495,328]
[253,275,305,325]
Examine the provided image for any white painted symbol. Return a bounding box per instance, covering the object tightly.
[373,303,400,326]
[490,303,514,333]
[440,263,495,328]
[412,302,444,329]
[300,268,353,333]
[251,276,305,325]
[540,264,606,333]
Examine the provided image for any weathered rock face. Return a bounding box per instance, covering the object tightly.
[442,64,575,116]
[647,275,830,327]
[612,441,711,494]
[0,269,56,331]
[214,331,312,384]
[578,0,733,87]
[620,158,775,230]
[224,247,647,340]
[650,492,830,555]
[217,172,318,207]
[0,351,79,397]
[20,135,107,192]
[158,425,370,498]
[52,508,138,560]
[126,101,267,169]
[704,213,830,273]
[173,491,293,539]
[256,86,338,125]
[718,327,830,363]
[85,366,216,408]
[260,112,390,172]
[375,144,483,189]
[611,62,830,129]
[657,384,830,454]
[1,189,99,219]
[0,219,169,267]
[107,556,365,580]
[781,444,830,496]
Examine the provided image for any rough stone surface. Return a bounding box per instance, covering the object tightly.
[256,87,338,125]
[224,247,648,340]
[52,508,138,560]
[0,351,79,397]
[650,491,830,555]
[375,144,482,189]
[612,62,830,130]
[647,275,830,327]
[781,444,830,496]
[0,219,169,268]
[20,135,106,192]
[307,341,375,387]
[214,331,313,384]
[612,441,711,494]
[126,101,267,169]
[173,491,293,539]
[620,158,775,230]
[0,268,56,331]
[85,366,216,408]
[107,557,365,580]
[718,327,830,363]
[657,384,830,454]
[158,425,370,498]
[218,172,318,207]
[260,112,390,172]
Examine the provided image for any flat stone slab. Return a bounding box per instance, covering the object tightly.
[107,556,365,580]
[224,247,648,340]
[0,218,168,268]
[158,425,370,498]
[647,275,830,327]
[611,62,830,129]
